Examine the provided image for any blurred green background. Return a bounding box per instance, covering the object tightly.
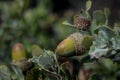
[0,0,120,63]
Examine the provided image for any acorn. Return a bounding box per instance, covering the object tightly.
[12,43,34,73]
[56,32,93,57]
[31,45,43,57]
[12,43,26,61]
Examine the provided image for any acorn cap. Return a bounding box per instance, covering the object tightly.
[56,32,93,57]
[69,33,93,55]
[12,58,33,73]
[74,15,91,30]
[12,43,26,61]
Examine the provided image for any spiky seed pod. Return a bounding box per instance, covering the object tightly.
[74,16,91,30]
[56,32,93,57]
[12,43,26,61]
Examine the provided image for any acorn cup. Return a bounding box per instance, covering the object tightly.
[74,15,91,30]
[55,32,93,57]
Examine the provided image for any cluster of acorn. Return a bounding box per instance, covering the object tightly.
[56,15,93,57]
[11,16,93,80]
[11,16,93,63]
[55,16,93,80]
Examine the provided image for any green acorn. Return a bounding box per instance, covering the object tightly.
[12,43,26,61]
[56,32,93,57]
[12,43,33,73]
[31,45,43,57]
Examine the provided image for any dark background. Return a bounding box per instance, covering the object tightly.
[0,0,120,23]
